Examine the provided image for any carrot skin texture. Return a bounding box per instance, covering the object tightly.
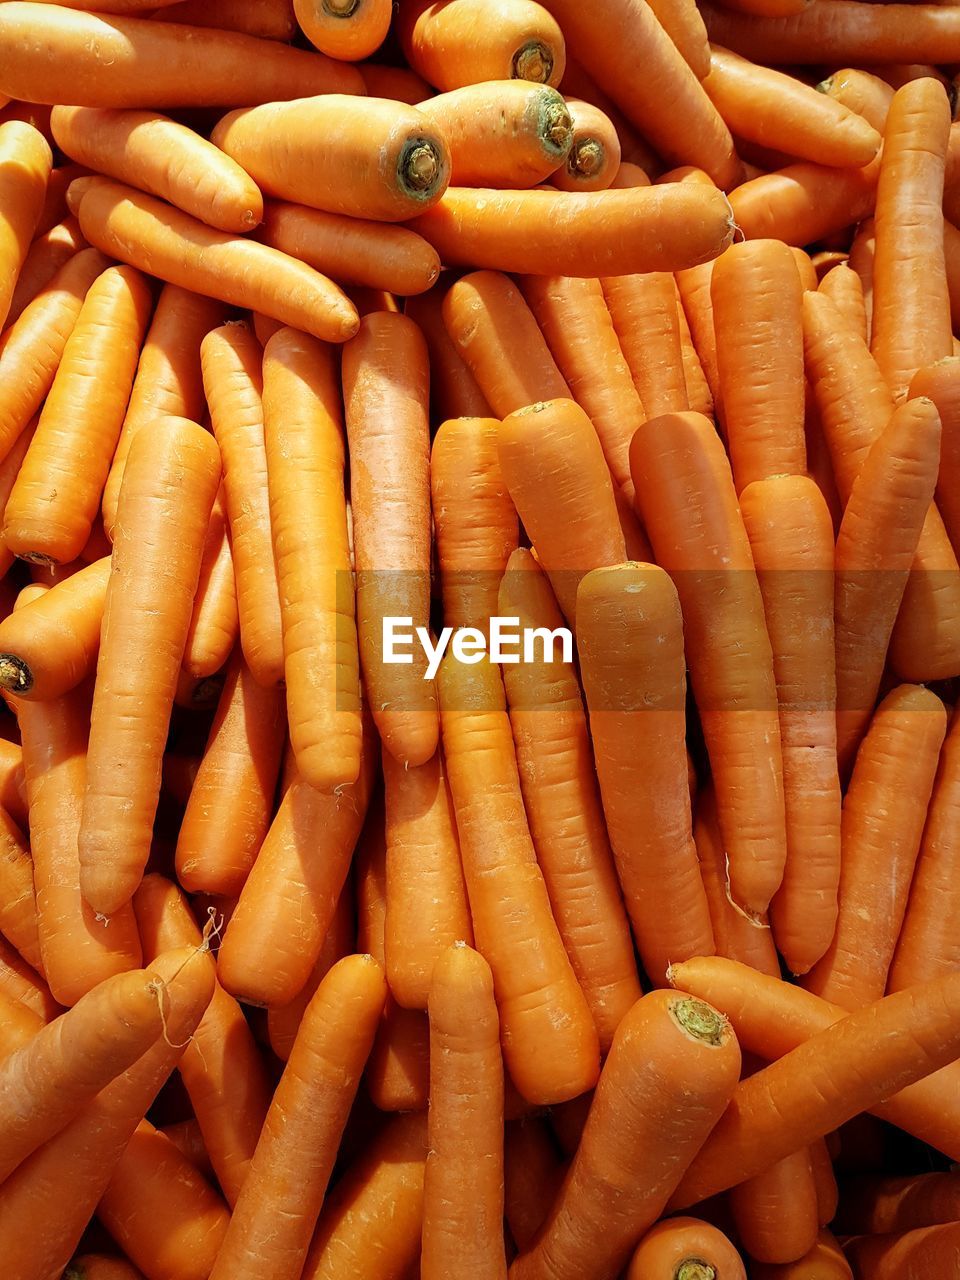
[79,417,221,917]
[0,120,52,333]
[181,487,238,680]
[845,1224,960,1280]
[6,214,85,328]
[603,270,687,419]
[0,934,61,1022]
[729,159,878,247]
[151,0,296,39]
[0,806,41,973]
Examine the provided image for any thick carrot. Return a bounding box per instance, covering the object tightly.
[0,3,363,105]
[0,806,40,972]
[74,177,358,343]
[551,98,621,192]
[151,0,296,39]
[6,217,85,327]
[260,201,439,297]
[631,411,786,915]
[750,1231,853,1280]
[342,311,438,767]
[295,0,391,60]
[0,945,214,1280]
[209,955,386,1280]
[383,749,473,1010]
[520,275,644,497]
[102,285,222,537]
[181,487,238,680]
[711,240,806,489]
[438,655,600,1106]
[577,563,714,988]
[872,79,953,401]
[409,183,736,277]
[397,0,566,90]
[505,1119,565,1253]
[626,1218,746,1280]
[603,270,688,418]
[216,712,377,1007]
[0,556,108,701]
[79,416,221,916]
[818,264,867,344]
[262,327,362,789]
[0,934,60,1022]
[511,990,741,1280]
[423,944,507,1280]
[729,158,878,245]
[498,399,625,627]
[739,476,840,976]
[132,875,272,1207]
[817,67,894,134]
[302,1111,428,1280]
[706,46,881,169]
[0,121,52,333]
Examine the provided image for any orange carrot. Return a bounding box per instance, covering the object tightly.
[837,1170,960,1235]
[262,327,363,789]
[626,1218,746,1280]
[342,311,438,767]
[79,417,221,916]
[0,806,40,973]
[181,486,238,680]
[151,0,296,39]
[603,270,689,419]
[0,120,52,333]
[729,158,878,245]
[294,0,390,59]
[159,1117,212,1177]
[511,990,741,1280]
[360,62,432,103]
[676,288,714,418]
[818,263,868,344]
[0,990,43,1057]
[33,161,87,238]
[817,67,894,134]
[0,934,60,1022]
[578,563,715,988]
[845,1224,960,1280]
[631,411,786,915]
[849,214,876,338]
[676,260,723,418]
[6,216,85,327]
[910,358,960,556]
[750,1231,853,1280]
[729,1145,819,1266]
[505,1119,565,1253]
[551,98,621,192]
[560,57,653,166]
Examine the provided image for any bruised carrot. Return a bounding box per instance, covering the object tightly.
[604,270,688,418]
[262,327,363,790]
[627,1218,746,1280]
[0,807,40,973]
[551,98,621,192]
[0,4,364,105]
[74,177,359,343]
[0,120,51,333]
[729,158,878,245]
[79,417,221,916]
[181,487,238,680]
[6,216,85,326]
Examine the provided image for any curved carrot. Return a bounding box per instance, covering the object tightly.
[423,944,507,1280]
[438,655,600,1106]
[729,158,878,245]
[410,183,736,277]
[295,0,390,59]
[262,327,362,789]
[626,1218,746,1280]
[0,120,51,333]
[181,486,238,680]
[817,67,894,134]
[603,270,688,419]
[551,98,620,192]
[739,476,840,976]
[630,411,786,915]
[498,398,625,627]
[202,321,283,688]
[342,311,438,767]
[578,563,715,988]
[872,79,953,401]
[210,955,386,1280]
[152,0,296,38]
[102,285,222,537]
[0,556,108,701]
[512,990,741,1280]
[712,239,806,490]
[0,806,40,972]
[750,1231,853,1280]
[0,3,363,105]
[74,177,358,343]
[79,416,221,916]
[398,0,566,90]
[260,201,439,297]
[818,263,867,344]
[7,216,85,327]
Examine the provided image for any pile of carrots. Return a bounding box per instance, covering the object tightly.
[4,0,960,1277]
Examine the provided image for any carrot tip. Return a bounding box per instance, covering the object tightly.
[676,1263,717,1280]
[671,997,727,1047]
[398,139,446,200]
[0,655,31,695]
[513,40,555,85]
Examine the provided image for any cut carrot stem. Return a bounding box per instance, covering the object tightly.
[626,1217,746,1280]
[551,98,621,193]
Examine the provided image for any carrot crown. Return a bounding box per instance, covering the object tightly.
[398,139,448,203]
[670,997,727,1047]
[513,41,555,84]
[675,1263,716,1280]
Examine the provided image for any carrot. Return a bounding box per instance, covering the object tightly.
[750,1231,853,1280]
[181,487,238,680]
[834,399,943,773]
[626,1218,746,1280]
[676,262,723,420]
[6,217,86,327]
[383,749,473,1010]
[711,240,806,490]
[430,415,519,631]
[262,327,363,789]
[0,806,40,972]
[216,712,377,1007]
[0,990,43,1056]
[644,0,711,79]
[78,417,221,916]
[729,1145,819,1266]
[397,0,566,90]
[520,275,644,497]
[739,476,840,976]
[577,563,714,988]
[174,667,225,712]
[213,97,449,222]
[817,67,894,134]
[0,3,364,105]
[3,265,152,566]
[342,311,438,767]
[630,411,786,915]
[498,399,625,627]
[302,1111,428,1280]
[505,1119,565,1253]
[295,0,391,60]
[201,322,283,688]
[209,954,385,1280]
[818,264,868,343]
[511,990,741,1280]
[849,215,876,338]
[360,63,432,103]
[0,121,52,333]
[51,107,262,233]
[603,270,689,418]
[872,80,953,401]
[409,183,736,277]
[102,285,222,538]
[422,944,506,1280]
[810,1138,838,1227]
[0,935,60,1022]
[260,202,439,298]
[159,1117,212,1177]
[438,655,600,1106]
[33,161,88,239]
[0,945,214,1280]
[74,177,359,343]
[65,1258,145,1280]
[0,556,109,701]
[560,57,652,167]
[676,290,714,418]
[845,1223,960,1279]
[550,98,621,192]
[151,0,296,39]
[839,1170,960,1237]
[729,158,878,245]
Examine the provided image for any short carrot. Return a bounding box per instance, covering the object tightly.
[577,563,715,988]
[626,1218,746,1280]
[0,120,52,333]
[295,0,391,60]
[79,417,221,917]
[262,327,363,790]
[6,216,85,327]
[603,270,689,419]
[728,158,879,246]
[551,98,621,192]
[181,486,238,680]
[0,806,40,973]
